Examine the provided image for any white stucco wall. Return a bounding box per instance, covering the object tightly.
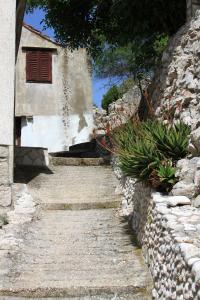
[67,113,94,146]
[21,113,94,152]
[16,26,94,151]
[0,0,15,145]
[21,116,66,152]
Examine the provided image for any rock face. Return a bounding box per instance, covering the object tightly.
[93,85,142,135]
[171,157,200,201]
[151,11,200,201]
[152,11,200,132]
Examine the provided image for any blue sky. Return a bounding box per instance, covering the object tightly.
[24,8,111,107]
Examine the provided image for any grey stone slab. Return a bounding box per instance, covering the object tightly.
[27,166,122,209]
[0,293,151,300]
[0,159,9,185]
[0,209,152,298]
[0,146,8,158]
[0,185,11,207]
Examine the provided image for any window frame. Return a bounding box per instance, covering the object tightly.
[26,48,53,84]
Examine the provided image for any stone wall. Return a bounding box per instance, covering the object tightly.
[148,11,200,204]
[93,85,142,135]
[187,0,200,21]
[151,12,200,155]
[171,157,200,204]
[15,147,49,167]
[0,146,12,209]
[115,166,200,299]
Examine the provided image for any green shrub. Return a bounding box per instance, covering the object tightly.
[102,85,122,112]
[101,79,136,113]
[112,120,190,192]
[118,78,135,95]
[153,34,169,57]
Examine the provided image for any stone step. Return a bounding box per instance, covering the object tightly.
[49,157,110,166]
[10,165,152,299]
[0,293,151,300]
[69,140,96,153]
[41,200,120,210]
[0,210,152,299]
[26,166,121,210]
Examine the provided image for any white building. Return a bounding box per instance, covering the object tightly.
[15,24,94,153]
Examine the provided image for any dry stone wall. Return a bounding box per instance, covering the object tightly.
[114,165,200,299]
[134,187,200,300]
[172,157,200,203]
[152,11,200,158]
[187,0,200,21]
[93,85,141,135]
[152,12,200,128]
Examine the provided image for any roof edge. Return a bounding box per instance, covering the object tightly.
[23,23,61,47]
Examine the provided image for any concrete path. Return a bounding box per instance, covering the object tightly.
[0,166,152,299]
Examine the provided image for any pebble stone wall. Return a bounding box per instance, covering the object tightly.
[114,165,200,299]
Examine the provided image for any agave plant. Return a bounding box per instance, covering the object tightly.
[119,137,162,182]
[148,121,190,160]
[156,160,177,192]
[112,119,190,192]
[112,121,138,153]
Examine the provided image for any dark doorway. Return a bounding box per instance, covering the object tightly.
[15,117,22,146]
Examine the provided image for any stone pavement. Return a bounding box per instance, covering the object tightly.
[0,166,152,299]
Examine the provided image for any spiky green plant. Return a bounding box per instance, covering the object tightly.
[112,121,138,153]
[112,119,190,192]
[118,138,162,182]
[156,161,177,191]
[145,121,191,160]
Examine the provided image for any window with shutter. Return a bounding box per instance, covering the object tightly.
[26,49,52,83]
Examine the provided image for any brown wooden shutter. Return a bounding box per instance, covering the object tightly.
[26,50,52,83]
[26,51,39,82]
[39,51,52,83]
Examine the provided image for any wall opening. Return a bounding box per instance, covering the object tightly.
[15,116,22,146]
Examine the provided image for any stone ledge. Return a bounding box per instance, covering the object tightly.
[15,147,49,167]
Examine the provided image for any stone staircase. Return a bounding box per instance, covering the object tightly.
[49,140,110,167]
[0,165,152,299]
